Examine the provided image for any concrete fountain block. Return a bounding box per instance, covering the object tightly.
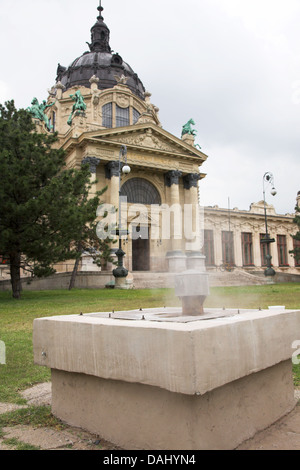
[33,307,300,450]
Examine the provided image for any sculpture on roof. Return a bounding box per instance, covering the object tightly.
[181,119,197,138]
[67,90,87,126]
[27,98,55,132]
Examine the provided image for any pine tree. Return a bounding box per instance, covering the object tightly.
[0,101,106,299]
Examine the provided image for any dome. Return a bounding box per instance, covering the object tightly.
[56,4,145,100]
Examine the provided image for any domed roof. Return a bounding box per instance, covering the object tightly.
[56,3,145,100]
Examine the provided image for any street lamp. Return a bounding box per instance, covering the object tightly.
[261,172,277,277]
[112,145,131,287]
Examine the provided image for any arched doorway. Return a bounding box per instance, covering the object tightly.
[121,178,161,271]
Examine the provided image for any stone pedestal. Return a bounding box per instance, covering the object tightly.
[33,307,300,450]
[166,250,186,273]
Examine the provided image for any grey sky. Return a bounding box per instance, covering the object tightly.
[1,0,299,215]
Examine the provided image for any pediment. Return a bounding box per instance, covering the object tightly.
[84,123,208,162]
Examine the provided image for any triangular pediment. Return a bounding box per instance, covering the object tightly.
[80,122,208,162]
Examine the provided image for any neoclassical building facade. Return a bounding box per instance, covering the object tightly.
[32,3,207,276]
[3,3,297,283]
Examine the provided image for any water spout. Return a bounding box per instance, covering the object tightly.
[174,252,210,316]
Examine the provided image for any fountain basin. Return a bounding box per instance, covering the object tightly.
[33,307,300,450]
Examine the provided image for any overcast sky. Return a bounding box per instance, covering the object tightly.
[1,0,299,215]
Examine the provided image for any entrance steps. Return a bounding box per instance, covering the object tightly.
[131,269,268,289]
[208,269,268,287]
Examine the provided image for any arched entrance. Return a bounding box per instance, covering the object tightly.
[121,178,161,271]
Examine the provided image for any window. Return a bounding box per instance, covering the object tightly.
[277,235,289,266]
[260,234,268,266]
[121,178,161,205]
[222,231,234,265]
[102,103,112,128]
[102,103,142,128]
[242,232,253,266]
[133,108,140,124]
[203,230,215,266]
[293,239,300,267]
[116,105,129,127]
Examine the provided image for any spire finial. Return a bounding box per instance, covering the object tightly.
[88,0,111,53]
[97,0,104,21]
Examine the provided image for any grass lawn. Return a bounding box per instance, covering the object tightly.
[0,283,300,404]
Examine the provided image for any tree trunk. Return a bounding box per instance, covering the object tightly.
[10,252,22,299]
[68,253,81,291]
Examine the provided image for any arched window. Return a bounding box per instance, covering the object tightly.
[102,103,112,128]
[133,108,140,124]
[102,102,141,128]
[116,105,129,127]
[121,178,161,205]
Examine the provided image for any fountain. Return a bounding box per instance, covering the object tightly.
[174,252,209,316]
[33,256,300,450]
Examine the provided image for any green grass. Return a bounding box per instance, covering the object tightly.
[3,437,41,450]
[0,406,67,450]
[0,284,300,405]
[0,405,66,429]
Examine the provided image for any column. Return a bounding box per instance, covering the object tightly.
[81,157,100,199]
[214,226,223,268]
[252,230,261,268]
[164,170,185,272]
[183,173,202,260]
[81,157,101,271]
[105,161,120,211]
[234,228,243,268]
[105,161,121,266]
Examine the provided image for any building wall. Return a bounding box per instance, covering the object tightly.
[203,201,299,275]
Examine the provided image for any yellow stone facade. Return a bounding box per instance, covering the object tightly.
[42,78,207,275]
[17,3,298,282]
[203,200,299,276]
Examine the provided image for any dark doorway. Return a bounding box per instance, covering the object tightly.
[132,237,150,271]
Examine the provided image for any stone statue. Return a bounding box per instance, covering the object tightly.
[181,119,197,138]
[27,98,55,132]
[67,90,87,126]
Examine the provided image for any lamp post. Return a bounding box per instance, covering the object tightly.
[261,172,277,277]
[112,145,131,288]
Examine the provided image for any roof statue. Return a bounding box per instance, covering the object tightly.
[181,119,202,149]
[181,119,197,138]
[27,98,55,132]
[67,90,87,126]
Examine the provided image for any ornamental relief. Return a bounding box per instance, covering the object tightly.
[132,100,146,115]
[108,130,180,153]
[116,94,130,109]
[99,93,114,106]
[125,153,178,171]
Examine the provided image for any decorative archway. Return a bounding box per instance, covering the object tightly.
[121,178,161,271]
[120,177,161,205]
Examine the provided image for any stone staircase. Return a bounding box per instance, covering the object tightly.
[208,269,268,287]
[131,269,268,289]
